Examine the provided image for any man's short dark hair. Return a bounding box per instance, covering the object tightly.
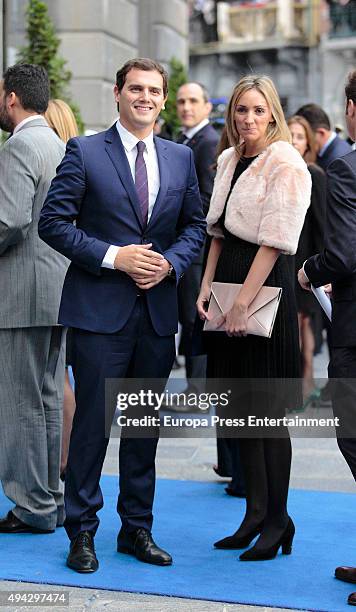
[116,58,168,98]
[178,82,210,103]
[3,63,50,113]
[345,70,356,104]
[295,103,331,131]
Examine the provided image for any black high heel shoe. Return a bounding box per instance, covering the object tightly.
[239,518,295,561]
[214,522,263,549]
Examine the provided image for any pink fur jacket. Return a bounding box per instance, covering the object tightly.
[206,140,312,255]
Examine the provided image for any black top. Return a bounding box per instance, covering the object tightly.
[219,155,258,235]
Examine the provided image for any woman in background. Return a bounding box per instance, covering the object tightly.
[45,99,79,143]
[197,75,311,561]
[287,115,326,405]
[44,99,79,478]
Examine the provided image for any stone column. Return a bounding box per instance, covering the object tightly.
[277,0,294,39]
[138,0,189,68]
[47,0,139,130]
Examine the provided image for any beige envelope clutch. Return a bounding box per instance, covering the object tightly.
[203,282,282,338]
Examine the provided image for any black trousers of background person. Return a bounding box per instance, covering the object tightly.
[178,261,207,386]
[64,297,175,541]
[328,346,356,481]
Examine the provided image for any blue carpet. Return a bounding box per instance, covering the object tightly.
[0,477,355,611]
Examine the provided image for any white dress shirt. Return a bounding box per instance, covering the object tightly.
[102,120,160,269]
[181,117,209,141]
[13,114,44,134]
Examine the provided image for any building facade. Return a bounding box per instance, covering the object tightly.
[3,0,188,131]
[2,1,356,131]
[189,0,356,128]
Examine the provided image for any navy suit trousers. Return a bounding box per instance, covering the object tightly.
[64,297,175,539]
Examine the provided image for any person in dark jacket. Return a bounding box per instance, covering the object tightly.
[298,70,356,608]
[174,82,219,401]
[287,115,326,404]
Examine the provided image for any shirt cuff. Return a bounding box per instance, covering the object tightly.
[102,245,120,269]
[302,260,309,282]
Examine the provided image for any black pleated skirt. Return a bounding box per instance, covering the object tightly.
[206,235,302,416]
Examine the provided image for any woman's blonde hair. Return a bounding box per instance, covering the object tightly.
[45,99,79,143]
[287,114,317,164]
[225,75,291,154]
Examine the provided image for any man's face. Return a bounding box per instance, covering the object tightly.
[312,127,332,152]
[176,83,212,129]
[0,82,13,133]
[346,98,355,142]
[114,68,166,133]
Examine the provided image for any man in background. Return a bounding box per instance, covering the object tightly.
[296,102,351,171]
[296,102,352,404]
[174,82,219,405]
[0,64,68,534]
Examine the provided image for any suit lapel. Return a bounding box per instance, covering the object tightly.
[104,125,143,229]
[186,123,209,150]
[147,136,169,228]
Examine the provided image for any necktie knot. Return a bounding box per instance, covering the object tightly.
[137,140,146,154]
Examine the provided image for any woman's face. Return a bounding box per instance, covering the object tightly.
[234,88,273,151]
[289,122,308,158]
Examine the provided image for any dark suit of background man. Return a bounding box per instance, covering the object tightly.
[39,58,205,573]
[175,82,219,396]
[296,102,353,402]
[0,64,68,535]
[298,70,356,609]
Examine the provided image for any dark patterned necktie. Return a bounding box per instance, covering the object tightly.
[177,132,190,145]
[135,141,149,225]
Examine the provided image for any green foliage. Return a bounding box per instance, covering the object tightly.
[161,57,188,137]
[17,0,84,133]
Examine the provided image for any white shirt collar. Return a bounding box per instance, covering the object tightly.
[182,118,210,140]
[116,119,154,153]
[318,131,336,157]
[13,114,43,134]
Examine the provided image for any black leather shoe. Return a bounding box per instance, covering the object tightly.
[117,528,172,566]
[66,531,98,573]
[0,511,54,534]
[348,592,356,606]
[335,567,356,584]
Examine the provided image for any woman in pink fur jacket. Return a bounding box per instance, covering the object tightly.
[197,75,311,561]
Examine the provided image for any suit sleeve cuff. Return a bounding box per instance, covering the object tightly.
[102,245,120,269]
[302,260,310,282]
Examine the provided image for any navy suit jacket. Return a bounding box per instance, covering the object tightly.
[305,151,356,347]
[317,134,352,172]
[38,125,206,336]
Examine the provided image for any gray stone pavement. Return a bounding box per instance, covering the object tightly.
[0,343,354,611]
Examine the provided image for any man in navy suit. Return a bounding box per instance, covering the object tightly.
[39,58,205,573]
[298,71,356,608]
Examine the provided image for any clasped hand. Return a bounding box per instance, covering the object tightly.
[222,302,248,337]
[114,243,170,290]
[197,287,248,337]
